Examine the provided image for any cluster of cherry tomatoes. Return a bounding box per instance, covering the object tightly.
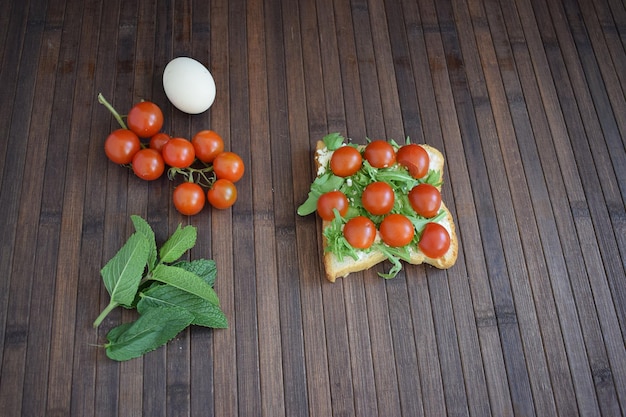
[99,94,244,215]
[317,139,450,259]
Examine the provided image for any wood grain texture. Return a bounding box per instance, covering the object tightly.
[1,0,625,415]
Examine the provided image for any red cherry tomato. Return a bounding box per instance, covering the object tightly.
[132,148,165,180]
[207,179,238,209]
[316,190,349,221]
[330,146,362,177]
[192,130,224,163]
[380,214,414,247]
[104,129,141,164]
[149,132,171,152]
[162,137,196,168]
[408,183,442,218]
[362,181,395,215]
[127,101,164,138]
[343,216,377,249]
[213,151,245,183]
[418,222,450,258]
[396,144,430,179]
[363,140,396,168]
[172,182,206,215]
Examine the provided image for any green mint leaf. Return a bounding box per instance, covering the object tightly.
[159,224,197,263]
[105,306,194,361]
[100,232,151,307]
[151,264,220,306]
[138,285,228,328]
[173,259,217,287]
[322,132,345,150]
[297,173,345,216]
[131,215,158,271]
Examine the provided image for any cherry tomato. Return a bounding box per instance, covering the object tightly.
[363,140,396,168]
[104,129,141,164]
[172,182,206,215]
[330,146,362,177]
[132,148,165,180]
[316,191,349,221]
[162,137,196,168]
[213,152,245,183]
[208,179,238,209]
[408,183,441,218]
[127,101,164,138]
[149,132,171,152]
[380,214,414,247]
[343,216,377,249]
[396,144,430,179]
[418,222,450,258]
[192,130,224,163]
[362,181,395,215]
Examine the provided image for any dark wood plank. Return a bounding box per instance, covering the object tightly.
[493,1,608,415]
[429,0,537,415]
[2,1,626,416]
[397,3,492,417]
[207,0,239,415]
[0,0,50,415]
[461,0,584,415]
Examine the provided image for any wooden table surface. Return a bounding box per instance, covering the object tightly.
[1,0,625,416]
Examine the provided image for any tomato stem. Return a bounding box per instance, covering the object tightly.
[98,93,128,130]
[168,165,215,188]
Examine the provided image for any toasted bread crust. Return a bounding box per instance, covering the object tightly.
[315,140,458,282]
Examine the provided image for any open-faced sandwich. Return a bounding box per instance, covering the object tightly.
[298,133,458,282]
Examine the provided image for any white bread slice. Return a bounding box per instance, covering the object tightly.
[315,140,458,282]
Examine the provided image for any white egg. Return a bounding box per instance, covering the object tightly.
[163,57,216,114]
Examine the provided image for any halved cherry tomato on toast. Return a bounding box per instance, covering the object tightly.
[363,140,396,168]
[396,144,429,179]
[317,190,349,221]
[330,146,362,177]
[362,181,395,215]
[380,214,414,247]
[419,222,450,258]
[343,216,377,249]
[408,183,441,218]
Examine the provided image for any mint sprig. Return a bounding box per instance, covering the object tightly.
[93,215,227,361]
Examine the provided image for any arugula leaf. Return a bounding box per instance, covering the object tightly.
[138,284,228,328]
[105,306,194,361]
[159,224,197,263]
[297,173,345,216]
[322,132,345,150]
[131,215,158,271]
[151,264,220,306]
[374,244,411,279]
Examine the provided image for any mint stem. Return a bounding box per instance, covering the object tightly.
[98,93,128,130]
[93,301,119,328]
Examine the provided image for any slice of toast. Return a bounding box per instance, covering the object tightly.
[314,140,458,282]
